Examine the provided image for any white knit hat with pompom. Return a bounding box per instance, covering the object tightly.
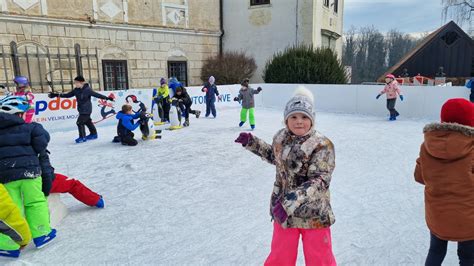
[284,86,315,125]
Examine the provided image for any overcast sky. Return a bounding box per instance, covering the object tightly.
[344,0,445,34]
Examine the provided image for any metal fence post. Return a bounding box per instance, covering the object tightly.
[10,41,20,77]
[24,46,32,86]
[67,47,74,89]
[46,46,54,91]
[36,45,44,92]
[1,45,10,91]
[95,47,101,90]
[57,47,64,92]
[74,43,83,77]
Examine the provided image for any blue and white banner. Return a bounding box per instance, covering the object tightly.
[28,84,243,133]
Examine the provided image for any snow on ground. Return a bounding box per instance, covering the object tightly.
[4,107,459,265]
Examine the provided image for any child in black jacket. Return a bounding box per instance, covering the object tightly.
[48,75,113,143]
[173,86,201,127]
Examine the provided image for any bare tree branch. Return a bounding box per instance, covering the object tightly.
[441,0,473,27]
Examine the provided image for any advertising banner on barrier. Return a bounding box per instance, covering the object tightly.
[27,84,243,133]
[185,84,242,108]
[32,89,153,132]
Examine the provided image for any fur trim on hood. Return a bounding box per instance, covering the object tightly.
[423,122,474,137]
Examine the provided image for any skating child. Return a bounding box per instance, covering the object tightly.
[235,87,337,266]
[13,76,35,123]
[202,76,219,118]
[414,98,474,265]
[114,104,141,146]
[39,151,104,208]
[376,74,404,121]
[173,86,201,127]
[48,75,114,143]
[154,78,171,123]
[0,95,56,255]
[168,77,181,96]
[234,78,262,130]
[0,184,32,258]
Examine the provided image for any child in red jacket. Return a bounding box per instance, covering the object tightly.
[39,151,104,208]
[14,99,104,208]
[50,173,103,208]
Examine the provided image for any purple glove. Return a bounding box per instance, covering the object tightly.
[272,200,288,224]
[234,132,252,146]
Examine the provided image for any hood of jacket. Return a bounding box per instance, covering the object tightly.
[423,123,473,160]
[0,113,25,130]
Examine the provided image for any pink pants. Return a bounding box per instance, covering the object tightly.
[264,222,336,266]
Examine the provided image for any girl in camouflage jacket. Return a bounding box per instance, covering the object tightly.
[235,87,336,266]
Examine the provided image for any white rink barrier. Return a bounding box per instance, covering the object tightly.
[252,84,471,120]
[48,193,68,228]
[29,84,470,133]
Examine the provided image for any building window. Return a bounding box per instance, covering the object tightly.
[168,61,188,86]
[102,60,128,91]
[333,0,338,13]
[321,35,335,51]
[441,31,460,46]
[323,0,329,7]
[321,29,341,51]
[250,0,270,6]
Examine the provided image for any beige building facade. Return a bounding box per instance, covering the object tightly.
[223,0,344,83]
[0,0,220,92]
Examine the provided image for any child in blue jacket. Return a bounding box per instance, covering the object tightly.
[202,76,219,118]
[114,104,141,146]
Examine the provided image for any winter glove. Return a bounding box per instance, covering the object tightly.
[234,97,240,102]
[171,98,179,106]
[257,87,262,92]
[400,95,404,101]
[234,132,252,147]
[272,200,288,224]
[216,91,219,96]
[376,94,381,100]
[107,96,115,102]
[48,92,60,98]
[41,173,54,197]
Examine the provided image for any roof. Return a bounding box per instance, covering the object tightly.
[379,21,474,81]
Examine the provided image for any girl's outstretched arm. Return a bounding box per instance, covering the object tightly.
[245,135,275,165]
[235,133,275,165]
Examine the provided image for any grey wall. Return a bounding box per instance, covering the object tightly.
[223,0,302,83]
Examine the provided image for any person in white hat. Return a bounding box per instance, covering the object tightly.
[235,87,337,265]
